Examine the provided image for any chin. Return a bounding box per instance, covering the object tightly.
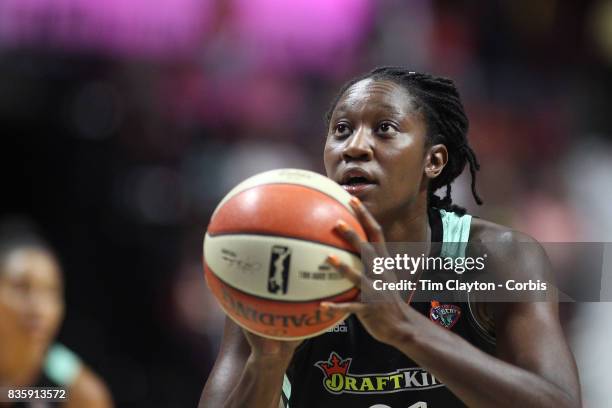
[21,327,53,345]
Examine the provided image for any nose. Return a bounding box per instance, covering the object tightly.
[342,127,373,162]
[23,291,46,317]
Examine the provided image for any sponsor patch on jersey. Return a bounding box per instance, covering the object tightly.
[429,301,461,329]
[314,351,444,395]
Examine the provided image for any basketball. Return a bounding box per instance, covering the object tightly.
[203,168,366,340]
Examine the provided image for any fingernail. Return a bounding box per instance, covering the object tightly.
[326,255,341,267]
[335,220,349,233]
[349,196,361,208]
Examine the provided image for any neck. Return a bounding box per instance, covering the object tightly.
[0,338,46,387]
[377,193,431,243]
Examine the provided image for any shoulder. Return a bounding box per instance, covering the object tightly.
[468,217,551,282]
[44,344,82,386]
[469,217,544,257]
[469,217,536,245]
[44,344,112,408]
[66,366,113,408]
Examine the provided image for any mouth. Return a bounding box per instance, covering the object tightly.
[339,169,377,196]
[21,317,50,338]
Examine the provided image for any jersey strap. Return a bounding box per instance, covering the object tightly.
[281,374,291,408]
[43,343,82,386]
[439,209,472,259]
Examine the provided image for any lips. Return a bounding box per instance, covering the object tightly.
[338,168,377,196]
[22,317,50,338]
[340,168,375,184]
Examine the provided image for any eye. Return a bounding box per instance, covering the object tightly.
[377,122,398,134]
[10,280,30,293]
[333,122,352,138]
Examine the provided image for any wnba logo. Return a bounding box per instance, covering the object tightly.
[268,246,291,294]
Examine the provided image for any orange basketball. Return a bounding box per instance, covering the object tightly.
[203,168,366,340]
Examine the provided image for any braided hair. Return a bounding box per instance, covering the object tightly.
[325,66,482,214]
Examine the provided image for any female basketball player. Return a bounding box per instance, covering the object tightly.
[199,67,581,407]
[0,222,113,407]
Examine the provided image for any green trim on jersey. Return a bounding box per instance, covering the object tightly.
[282,374,292,407]
[439,209,472,259]
[43,343,82,386]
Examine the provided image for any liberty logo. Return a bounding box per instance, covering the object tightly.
[268,246,291,294]
[429,301,461,329]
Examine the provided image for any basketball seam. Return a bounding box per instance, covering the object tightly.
[205,262,360,303]
[206,231,362,256]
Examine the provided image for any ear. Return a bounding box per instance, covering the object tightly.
[424,143,448,180]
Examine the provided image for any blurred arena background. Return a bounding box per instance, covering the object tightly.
[1,0,611,406]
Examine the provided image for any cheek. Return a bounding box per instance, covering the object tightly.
[323,140,338,176]
[41,293,64,322]
[383,139,426,181]
[376,144,427,207]
[0,291,23,332]
[31,297,63,338]
[51,300,64,322]
[46,310,63,335]
[0,285,26,313]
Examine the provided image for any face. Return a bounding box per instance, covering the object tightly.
[324,79,446,219]
[0,248,64,348]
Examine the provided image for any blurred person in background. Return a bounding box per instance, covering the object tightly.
[0,219,113,408]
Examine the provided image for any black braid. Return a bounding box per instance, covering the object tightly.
[325,66,482,214]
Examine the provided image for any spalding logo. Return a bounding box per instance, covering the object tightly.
[220,287,337,327]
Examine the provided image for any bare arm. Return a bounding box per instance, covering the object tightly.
[199,317,299,408]
[199,318,250,407]
[388,300,580,408]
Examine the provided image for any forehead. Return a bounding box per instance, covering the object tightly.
[333,78,416,118]
[0,248,62,286]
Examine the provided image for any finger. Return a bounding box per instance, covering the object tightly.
[320,301,366,314]
[334,220,377,260]
[349,197,385,244]
[326,255,364,287]
[334,220,363,248]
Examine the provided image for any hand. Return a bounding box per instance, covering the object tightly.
[321,197,420,347]
[242,329,303,365]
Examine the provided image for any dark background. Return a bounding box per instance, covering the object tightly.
[1,0,611,406]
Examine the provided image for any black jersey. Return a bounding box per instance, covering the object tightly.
[283,209,495,408]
